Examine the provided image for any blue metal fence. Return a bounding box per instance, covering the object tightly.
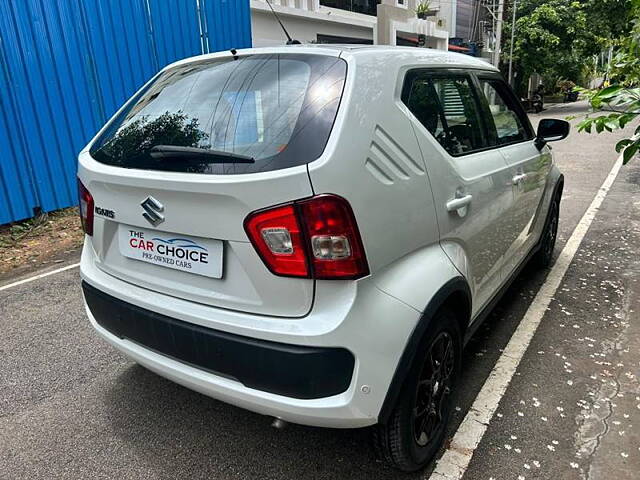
[0,0,252,225]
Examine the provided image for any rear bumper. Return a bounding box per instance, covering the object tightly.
[83,281,354,400]
[80,241,422,428]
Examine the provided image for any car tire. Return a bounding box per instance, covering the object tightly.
[372,308,461,472]
[533,194,560,269]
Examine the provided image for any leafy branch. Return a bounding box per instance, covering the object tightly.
[576,2,640,164]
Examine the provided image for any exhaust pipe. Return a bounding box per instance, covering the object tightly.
[271,418,288,430]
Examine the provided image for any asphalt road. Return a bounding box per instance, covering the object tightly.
[1,101,638,479]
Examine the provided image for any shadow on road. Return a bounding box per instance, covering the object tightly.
[104,365,407,479]
[100,259,551,480]
[531,100,590,117]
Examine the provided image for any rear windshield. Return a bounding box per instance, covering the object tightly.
[90,54,347,174]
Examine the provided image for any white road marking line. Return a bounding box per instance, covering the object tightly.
[429,154,624,480]
[0,262,80,292]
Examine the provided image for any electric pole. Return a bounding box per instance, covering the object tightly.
[493,0,505,67]
[508,0,518,85]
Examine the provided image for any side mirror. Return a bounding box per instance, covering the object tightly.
[535,119,570,150]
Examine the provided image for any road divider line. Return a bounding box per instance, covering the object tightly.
[428,154,624,480]
[0,262,80,292]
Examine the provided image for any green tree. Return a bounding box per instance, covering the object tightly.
[100,111,208,165]
[577,0,640,164]
[503,0,634,94]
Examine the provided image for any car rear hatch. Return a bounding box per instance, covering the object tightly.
[78,51,347,318]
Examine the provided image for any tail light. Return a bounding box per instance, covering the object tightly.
[78,179,94,236]
[244,194,369,279]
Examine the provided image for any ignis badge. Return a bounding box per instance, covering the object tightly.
[94,206,115,218]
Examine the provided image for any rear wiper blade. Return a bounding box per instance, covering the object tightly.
[149,145,255,163]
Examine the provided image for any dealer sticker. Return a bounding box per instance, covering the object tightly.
[118,226,223,278]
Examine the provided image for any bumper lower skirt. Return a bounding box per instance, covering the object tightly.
[82,281,354,400]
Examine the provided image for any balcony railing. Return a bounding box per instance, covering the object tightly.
[320,0,381,16]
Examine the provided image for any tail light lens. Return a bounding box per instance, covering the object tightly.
[78,179,94,236]
[244,194,369,279]
[244,204,309,277]
[298,195,368,279]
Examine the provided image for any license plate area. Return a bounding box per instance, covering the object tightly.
[118,225,223,279]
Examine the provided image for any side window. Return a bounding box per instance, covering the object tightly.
[477,79,533,145]
[404,74,485,156]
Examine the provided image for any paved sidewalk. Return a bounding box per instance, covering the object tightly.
[458,156,640,480]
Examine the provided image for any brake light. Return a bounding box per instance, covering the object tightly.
[244,195,369,279]
[78,179,94,236]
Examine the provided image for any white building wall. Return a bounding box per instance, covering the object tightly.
[427,0,455,37]
[251,7,374,46]
[250,0,448,49]
[251,0,376,47]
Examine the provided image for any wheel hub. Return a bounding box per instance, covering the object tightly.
[412,332,455,447]
[545,203,559,257]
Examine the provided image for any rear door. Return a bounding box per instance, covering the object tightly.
[79,52,348,317]
[474,74,549,276]
[403,70,515,316]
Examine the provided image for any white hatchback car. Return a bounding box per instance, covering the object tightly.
[78,45,568,471]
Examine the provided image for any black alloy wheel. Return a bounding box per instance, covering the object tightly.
[372,309,461,472]
[412,331,455,447]
[534,195,560,268]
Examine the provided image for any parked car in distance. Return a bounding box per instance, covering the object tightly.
[78,45,569,471]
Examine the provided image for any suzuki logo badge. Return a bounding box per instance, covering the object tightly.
[141,196,165,226]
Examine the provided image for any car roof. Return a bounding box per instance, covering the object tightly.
[167,44,498,73]
[312,44,497,70]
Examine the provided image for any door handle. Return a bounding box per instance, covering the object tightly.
[446,194,473,212]
[512,173,527,185]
